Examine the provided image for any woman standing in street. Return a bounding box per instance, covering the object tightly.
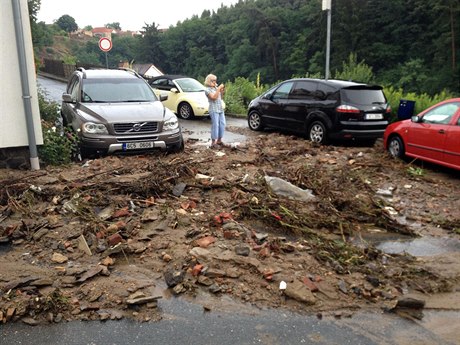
[204,74,226,148]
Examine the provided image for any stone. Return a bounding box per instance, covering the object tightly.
[284,280,316,305]
[164,269,185,288]
[302,277,319,292]
[196,236,216,248]
[264,175,315,202]
[396,297,425,309]
[172,182,187,197]
[107,233,123,246]
[126,295,161,305]
[51,252,68,263]
[235,245,250,256]
[21,317,39,326]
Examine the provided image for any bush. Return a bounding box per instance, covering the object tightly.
[38,88,60,122]
[37,87,79,165]
[39,122,79,166]
[383,86,455,122]
[224,74,269,116]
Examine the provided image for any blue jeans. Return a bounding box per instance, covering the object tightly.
[210,111,226,141]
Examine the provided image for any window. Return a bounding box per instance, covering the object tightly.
[422,103,460,124]
[272,82,294,100]
[68,77,80,101]
[150,78,172,91]
[290,81,317,100]
[316,83,338,101]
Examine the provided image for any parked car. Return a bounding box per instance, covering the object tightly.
[247,78,391,144]
[61,68,184,157]
[147,75,225,120]
[383,98,460,171]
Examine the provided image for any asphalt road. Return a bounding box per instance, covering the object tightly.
[2,295,457,345]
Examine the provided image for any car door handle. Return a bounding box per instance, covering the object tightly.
[438,129,445,134]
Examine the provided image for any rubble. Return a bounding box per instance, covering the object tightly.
[0,133,459,325]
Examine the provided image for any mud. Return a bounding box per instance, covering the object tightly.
[0,131,459,325]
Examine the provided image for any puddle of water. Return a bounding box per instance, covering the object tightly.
[350,230,460,257]
[376,236,460,256]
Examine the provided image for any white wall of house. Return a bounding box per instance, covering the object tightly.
[0,0,43,148]
[144,65,163,78]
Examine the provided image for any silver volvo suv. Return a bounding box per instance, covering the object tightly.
[61,68,184,157]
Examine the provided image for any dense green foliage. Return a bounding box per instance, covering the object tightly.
[31,0,459,96]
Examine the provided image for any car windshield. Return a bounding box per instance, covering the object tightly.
[175,78,206,92]
[341,87,386,105]
[82,78,158,103]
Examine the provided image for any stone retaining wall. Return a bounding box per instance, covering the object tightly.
[0,147,31,169]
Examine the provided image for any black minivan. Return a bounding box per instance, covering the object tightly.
[247,78,391,144]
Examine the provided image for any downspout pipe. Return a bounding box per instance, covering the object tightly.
[11,0,40,170]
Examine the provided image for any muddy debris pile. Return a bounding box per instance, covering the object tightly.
[0,134,458,324]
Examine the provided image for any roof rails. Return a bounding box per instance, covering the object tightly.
[118,67,142,79]
[76,67,87,78]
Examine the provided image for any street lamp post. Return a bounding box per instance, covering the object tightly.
[322,0,331,80]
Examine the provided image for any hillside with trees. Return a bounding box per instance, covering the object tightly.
[30,0,459,96]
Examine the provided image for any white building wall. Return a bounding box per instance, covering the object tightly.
[0,0,43,148]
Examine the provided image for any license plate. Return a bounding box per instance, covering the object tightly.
[122,141,154,150]
[365,113,383,120]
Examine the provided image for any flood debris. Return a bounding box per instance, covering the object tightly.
[0,133,459,325]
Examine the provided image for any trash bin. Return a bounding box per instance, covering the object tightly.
[397,100,416,120]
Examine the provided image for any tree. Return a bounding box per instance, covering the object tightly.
[28,0,41,22]
[56,15,78,33]
[105,22,121,30]
[335,53,374,84]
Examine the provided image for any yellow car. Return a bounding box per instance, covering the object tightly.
[148,75,224,120]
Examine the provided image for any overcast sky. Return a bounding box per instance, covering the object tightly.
[36,0,240,31]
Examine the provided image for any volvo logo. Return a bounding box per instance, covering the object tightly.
[132,123,145,132]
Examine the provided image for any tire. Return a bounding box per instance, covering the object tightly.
[248,111,264,131]
[388,136,405,158]
[178,103,194,120]
[168,137,185,153]
[61,112,68,127]
[308,121,328,144]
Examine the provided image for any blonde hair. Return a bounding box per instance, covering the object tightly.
[204,74,217,87]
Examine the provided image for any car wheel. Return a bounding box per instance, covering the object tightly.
[248,111,264,131]
[388,136,405,158]
[308,121,328,144]
[178,103,194,120]
[61,112,68,127]
[168,138,185,153]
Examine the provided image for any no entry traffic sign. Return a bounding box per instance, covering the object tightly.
[98,37,112,52]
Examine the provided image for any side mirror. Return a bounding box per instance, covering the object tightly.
[170,88,179,94]
[62,93,73,103]
[411,115,421,123]
[160,94,168,102]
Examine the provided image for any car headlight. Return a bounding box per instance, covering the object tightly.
[163,115,179,131]
[81,122,108,134]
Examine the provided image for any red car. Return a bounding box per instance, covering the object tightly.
[383,98,460,171]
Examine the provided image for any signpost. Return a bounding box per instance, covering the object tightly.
[98,37,112,69]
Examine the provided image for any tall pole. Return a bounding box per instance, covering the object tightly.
[322,0,332,80]
[325,8,331,80]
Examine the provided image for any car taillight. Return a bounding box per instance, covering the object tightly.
[336,104,360,113]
